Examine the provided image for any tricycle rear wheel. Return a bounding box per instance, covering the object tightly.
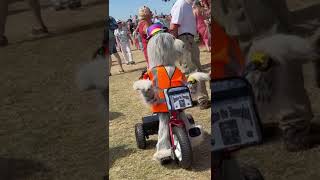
[135,123,146,149]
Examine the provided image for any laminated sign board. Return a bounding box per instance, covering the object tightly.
[211,77,262,152]
[164,86,193,111]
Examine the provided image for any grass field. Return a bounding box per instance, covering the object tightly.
[0,1,107,179]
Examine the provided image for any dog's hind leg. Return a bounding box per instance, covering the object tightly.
[153,113,172,162]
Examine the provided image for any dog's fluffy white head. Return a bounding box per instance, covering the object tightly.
[147,33,186,69]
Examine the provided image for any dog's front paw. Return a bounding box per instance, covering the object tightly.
[188,72,210,83]
[152,149,172,162]
[133,79,152,91]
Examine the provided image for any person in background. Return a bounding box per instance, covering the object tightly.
[165,15,171,27]
[126,19,135,46]
[133,31,143,51]
[132,30,139,50]
[131,15,140,50]
[160,15,170,28]
[133,15,139,27]
[136,31,144,50]
[0,0,48,47]
[153,15,160,23]
[200,0,210,10]
[50,0,81,11]
[193,0,211,52]
[135,6,153,68]
[170,0,210,109]
[114,20,135,65]
[108,16,125,74]
[200,0,211,26]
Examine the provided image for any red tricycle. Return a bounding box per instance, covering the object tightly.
[135,85,203,169]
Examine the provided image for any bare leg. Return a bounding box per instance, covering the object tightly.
[205,41,211,52]
[107,53,111,74]
[0,0,9,45]
[205,24,211,51]
[125,43,134,63]
[118,42,128,64]
[68,0,82,9]
[269,0,291,32]
[112,52,124,72]
[27,0,48,33]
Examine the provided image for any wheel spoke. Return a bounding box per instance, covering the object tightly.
[173,135,182,161]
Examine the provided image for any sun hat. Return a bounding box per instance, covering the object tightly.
[146,23,168,40]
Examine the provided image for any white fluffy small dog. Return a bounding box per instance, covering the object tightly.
[76,53,108,118]
[133,32,210,162]
[245,29,320,151]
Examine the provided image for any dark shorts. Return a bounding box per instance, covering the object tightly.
[110,43,117,55]
[109,38,118,55]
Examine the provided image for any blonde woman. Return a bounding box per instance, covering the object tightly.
[135,6,153,68]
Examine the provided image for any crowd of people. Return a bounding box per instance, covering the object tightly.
[107,0,211,77]
[107,0,211,109]
[50,0,82,11]
[0,0,82,47]
[108,12,172,71]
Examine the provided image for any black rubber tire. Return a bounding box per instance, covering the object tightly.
[135,123,146,149]
[241,166,264,180]
[172,126,193,169]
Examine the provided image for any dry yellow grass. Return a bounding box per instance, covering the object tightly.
[0,1,107,179]
[109,47,212,179]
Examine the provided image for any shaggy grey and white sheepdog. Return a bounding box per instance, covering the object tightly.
[133,32,210,162]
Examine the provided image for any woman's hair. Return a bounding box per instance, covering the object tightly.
[194,0,201,6]
[138,6,151,20]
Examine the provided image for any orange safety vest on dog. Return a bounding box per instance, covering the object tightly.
[211,22,245,79]
[145,66,187,113]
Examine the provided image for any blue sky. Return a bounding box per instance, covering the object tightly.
[109,0,177,21]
